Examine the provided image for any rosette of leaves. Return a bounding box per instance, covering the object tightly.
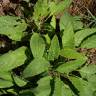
[0,0,96,96]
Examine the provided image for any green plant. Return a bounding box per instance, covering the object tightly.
[0,0,96,96]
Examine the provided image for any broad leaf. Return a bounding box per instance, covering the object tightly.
[0,47,27,71]
[81,35,96,48]
[23,57,50,78]
[13,75,27,87]
[69,76,94,96]
[53,77,74,96]
[60,12,74,48]
[0,79,13,88]
[33,76,51,96]
[72,16,83,31]
[30,33,45,58]
[87,75,96,92]
[50,16,56,29]
[33,0,49,27]
[0,71,12,81]
[75,28,96,46]
[60,48,87,59]
[49,0,72,16]
[0,16,27,41]
[48,35,60,60]
[57,59,86,74]
[60,12,83,31]
[79,64,96,79]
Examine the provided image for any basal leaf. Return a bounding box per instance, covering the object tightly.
[33,0,49,27]
[30,33,45,58]
[0,16,27,41]
[56,59,86,74]
[79,64,96,79]
[50,16,56,29]
[33,76,51,96]
[69,76,94,96]
[0,71,12,81]
[0,79,13,88]
[75,28,96,46]
[23,57,50,78]
[48,35,60,61]
[87,75,96,92]
[60,12,82,31]
[0,47,27,71]
[60,12,74,48]
[53,77,74,96]
[81,35,96,48]
[13,75,27,87]
[72,16,83,31]
[49,0,72,16]
[60,48,87,59]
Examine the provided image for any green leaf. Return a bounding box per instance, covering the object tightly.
[79,64,96,79]
[75,28,96,46]
[49,0,72,15]
[20,91,34,96]
[30,33,45,58]
[87,75,96,91]
[0,79,13,88]
[62,23,74,48]
[0,16,27,41]
[57,59,86,74]
[50,16,56,29]
[33,0,49,27]
[60,12,74,48]
[13,75,27,87]
[72,16,83,31]
[23,57,50,77]
[0,71,12,81]
[81,35,96,48]
[0,47,27,71]
[69,76,94,96]
[44,34,51,45]
[53,77,74,96]
[48,35,60,60]
[33,76,51,96]
[60,48,87,59]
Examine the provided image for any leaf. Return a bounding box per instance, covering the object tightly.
[81,35,96,48]
[60,12,74,48]
[20,91,34,96]
[56,59,86,74]
[0,47,27,71]
[33,76,51,96]
[50,16,56,29]
[13,75,27,87]
[0,16,27,41]
[0,79,13,88]
[44,34,51,45]
[69,76,94,96]
[30,33,45,58]
[79,64,96,79]
[60,48,87,59]
[53,77,74,96]
[49,0,72,15]
[0,71,12,81]
[33,0,49,27]
[87,75,96,91]
[72,16,83,31]
[75,28,96,46]
[23,57,50,78]
[48,35,60,60]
